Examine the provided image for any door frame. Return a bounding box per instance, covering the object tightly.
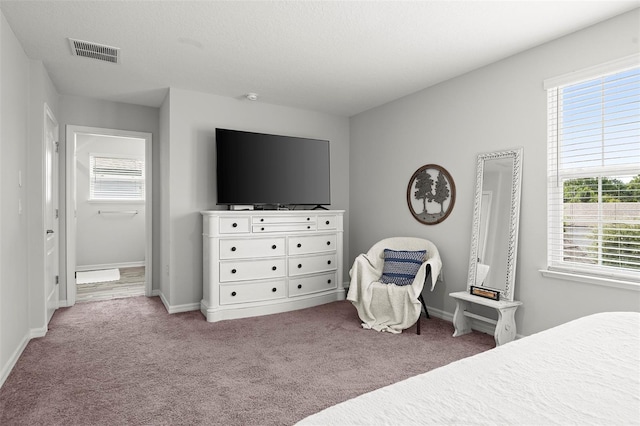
[65,125,153,305]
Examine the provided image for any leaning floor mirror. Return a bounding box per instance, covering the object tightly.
[467,148,523,301]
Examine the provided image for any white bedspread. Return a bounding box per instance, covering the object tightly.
[298,312,640,425]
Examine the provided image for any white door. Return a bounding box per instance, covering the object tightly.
[45,104,59,322]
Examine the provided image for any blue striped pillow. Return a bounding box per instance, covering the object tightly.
[379,249,426,286]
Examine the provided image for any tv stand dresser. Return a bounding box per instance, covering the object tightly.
[201,210,345,322]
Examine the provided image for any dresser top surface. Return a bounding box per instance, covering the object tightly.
[201,210,344,216]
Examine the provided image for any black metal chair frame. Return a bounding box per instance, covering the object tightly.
[416,264,431,335]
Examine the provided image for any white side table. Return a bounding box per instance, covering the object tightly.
[449,291,522,346]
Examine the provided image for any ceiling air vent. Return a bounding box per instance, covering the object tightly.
[68,38,120,64]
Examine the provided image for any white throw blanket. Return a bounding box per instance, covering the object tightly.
[346,238,442,334]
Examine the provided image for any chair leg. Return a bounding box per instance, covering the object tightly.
[418,293,430,319]
[417,294,430,335]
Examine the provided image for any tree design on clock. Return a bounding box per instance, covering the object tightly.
[407,164,456,225]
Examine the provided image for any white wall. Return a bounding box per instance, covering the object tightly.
[58,96,160,298]
[0,10,29,384]
[0,10,59,386]
[161,89,350,309]
[75,134,145,269]
[159,93,171,301]
[349,9,640,336]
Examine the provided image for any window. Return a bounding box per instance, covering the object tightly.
[90,155,145,201]
[545,55,640,285]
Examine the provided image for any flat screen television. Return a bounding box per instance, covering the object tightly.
[216,128,331,208]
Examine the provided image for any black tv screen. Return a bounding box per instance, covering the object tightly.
[216,128,331,207]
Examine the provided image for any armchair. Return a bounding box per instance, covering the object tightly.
[346,237,442,334]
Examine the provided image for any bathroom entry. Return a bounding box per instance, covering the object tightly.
[65,126,152,305]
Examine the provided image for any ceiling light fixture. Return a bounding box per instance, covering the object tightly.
[245,93,259,101]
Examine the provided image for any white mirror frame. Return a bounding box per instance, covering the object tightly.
[467,148,523,301]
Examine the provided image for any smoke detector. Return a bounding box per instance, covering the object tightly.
[68,38,120,64]
[245,93,259,101]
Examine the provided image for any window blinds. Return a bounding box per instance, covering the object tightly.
[546,61,640,282]
[90,156,145,200]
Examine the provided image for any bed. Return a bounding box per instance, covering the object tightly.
[297,312,640,425]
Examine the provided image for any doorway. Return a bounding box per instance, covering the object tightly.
[65,126,152,305]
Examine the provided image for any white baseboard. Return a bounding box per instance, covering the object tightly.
[0,333,30,389]
[424,305,497,337]
[158,291,200,314]
[58,299,71,308]
[425,305,453,322]
[29,327,47,339]
[76,261,145,272]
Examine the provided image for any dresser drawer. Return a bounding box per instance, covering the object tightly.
[252,223,316,233]
[220,238,285,259]
[317,215,338,230]
[219,217,250,234]
[220,280,286,305]
[288,253,337,276]
[220,258,286,282]
[253,215,315,225]
[288,234,337,255]
[288,272,337,297]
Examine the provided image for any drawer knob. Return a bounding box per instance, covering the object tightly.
[232,222,237,228]
[328,279,332,284]
[306,217,310,221]
[297,243,302,248]
[231,291,237,297]
[298,264,302,269]
[260,218,264,222]
[231,247,237,251]
[272,245,277,250]
[272,266,277,271]
[231,269,237,274]
[297,284,302,289]
[272,287,277,292]
[327,260,332,265]
[261,227,265,231]
[326,241,331,245]
[307,226,310,229]
[325,220,330,225]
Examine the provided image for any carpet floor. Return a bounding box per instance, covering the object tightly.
[0,297,495,425]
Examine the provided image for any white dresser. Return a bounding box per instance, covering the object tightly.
[201,210,345,322]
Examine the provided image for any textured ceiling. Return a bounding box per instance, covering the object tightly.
[1,1,638,116]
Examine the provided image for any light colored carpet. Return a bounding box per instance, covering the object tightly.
[0,297,495,425]
[76,268,120,284]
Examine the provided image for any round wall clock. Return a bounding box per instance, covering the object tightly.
[407,164,456,225]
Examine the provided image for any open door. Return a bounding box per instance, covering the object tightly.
[44,104,59,322]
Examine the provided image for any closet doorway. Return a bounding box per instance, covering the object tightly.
[65,126,152,305]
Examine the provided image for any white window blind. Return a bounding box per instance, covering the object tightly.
[546,58,640,284]
[90,155,145,201]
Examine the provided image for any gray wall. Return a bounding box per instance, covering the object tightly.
[160,88,350,309]
[75,134,146,269]
[1,11,59,385]
[0,10,30,382]
[349,9,640,336]
[58,95,160,300]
